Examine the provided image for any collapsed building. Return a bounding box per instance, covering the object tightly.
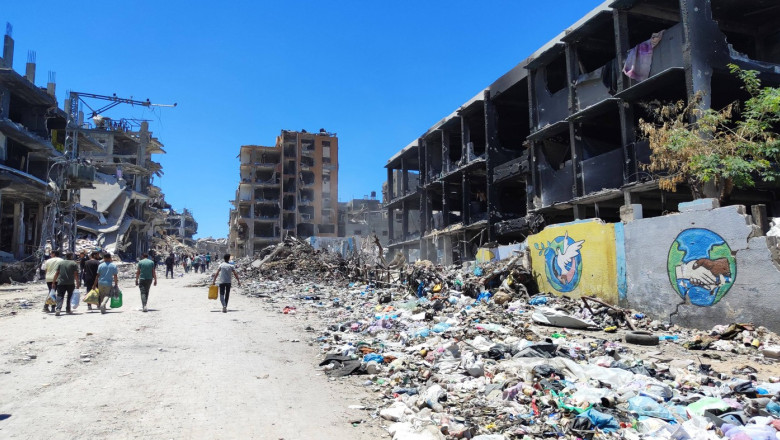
[0,24,183,278]
[75,120,167,259]
[164,208,197,248]
[385,0,780,264]
[228,129,339,257]
[337,194,390,247]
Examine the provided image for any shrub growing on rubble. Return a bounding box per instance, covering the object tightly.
[639,64,780,200]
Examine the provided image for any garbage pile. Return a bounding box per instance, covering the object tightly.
[236,245,780,440]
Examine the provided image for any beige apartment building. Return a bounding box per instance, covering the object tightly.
[228,129,338,257]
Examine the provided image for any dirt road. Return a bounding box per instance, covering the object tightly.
[0,272,385,439]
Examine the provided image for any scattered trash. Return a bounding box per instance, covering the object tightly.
[221,238,780,439]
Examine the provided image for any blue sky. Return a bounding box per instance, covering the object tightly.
[3,0,603,238]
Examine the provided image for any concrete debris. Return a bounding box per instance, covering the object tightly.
[226,242,780,439]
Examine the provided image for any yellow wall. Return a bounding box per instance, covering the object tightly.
[528,219,618,304]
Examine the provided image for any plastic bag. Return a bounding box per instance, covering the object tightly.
[84,289,100,305]
[70,289,81,309]
[628,396,675,420]
[110,289,123,308]
[208,285,218,300]
[45,288,57,306]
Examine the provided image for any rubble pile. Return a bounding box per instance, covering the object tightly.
[235,245,780,440]
[236,236,350,284]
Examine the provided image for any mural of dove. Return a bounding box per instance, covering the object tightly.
[554,231,584,284]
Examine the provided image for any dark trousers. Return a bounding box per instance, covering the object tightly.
[219,283,231,308]
[139,279,153,306]
[55,284,75,312]
[165,265,174,278]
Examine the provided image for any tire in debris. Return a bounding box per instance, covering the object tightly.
[624,331,659,346]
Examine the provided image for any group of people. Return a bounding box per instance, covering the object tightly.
[158,252,213,277]
[41,250,240,315]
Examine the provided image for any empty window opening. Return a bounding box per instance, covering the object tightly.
[254,205,280,219]
[445,129,463,165]
[711,0,780,64]
[540,135,572,170]
[544,55,568,94]
[254,223,277,238]
[494,79,530,151]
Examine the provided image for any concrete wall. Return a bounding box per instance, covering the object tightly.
[526,200,780,333]
[528,219,620,304]
[623,201,780,332]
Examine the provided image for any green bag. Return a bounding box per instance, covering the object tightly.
[110,289,123,308]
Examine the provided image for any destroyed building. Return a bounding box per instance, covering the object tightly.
[228,129,339,257]
[0,24,180,274]
[164,208,197,248]
[75,119,167,260]
[0,25,68,279]
[337,193,390,246]
[195,236,228,257]
[385,0,780,264]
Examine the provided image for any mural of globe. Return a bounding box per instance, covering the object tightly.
[667,228,736,306]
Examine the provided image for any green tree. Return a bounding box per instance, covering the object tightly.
[639,65,780,200]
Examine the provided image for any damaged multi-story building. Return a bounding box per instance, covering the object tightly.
[164,208,198,248]
[385,0,780,264]
[75,119,168,260]
[228,129,339,257]
[0,24,180,276]
[0,25,65,274]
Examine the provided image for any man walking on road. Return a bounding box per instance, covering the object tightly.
[94,253,119,314]
[83,251,101,311]
[43,250,63,313]
[135,253,157,312]
[165,253,175,279]
[52,252,80,316]
[211,254,241,313]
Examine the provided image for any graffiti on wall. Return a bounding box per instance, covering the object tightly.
[667,228,736,306]
[534,231,585,292]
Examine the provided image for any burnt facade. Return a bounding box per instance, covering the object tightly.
[386,0,780,263]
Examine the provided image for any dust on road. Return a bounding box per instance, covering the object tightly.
[0,274,385,439]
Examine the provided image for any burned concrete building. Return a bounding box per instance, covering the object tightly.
[228,129,339,257]
[385,0,780,264]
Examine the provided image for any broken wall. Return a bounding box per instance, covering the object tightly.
[528,219,620,304]
[623,200,780,333]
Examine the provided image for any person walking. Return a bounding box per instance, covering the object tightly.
[135,253,157,312]
[43,250,63,313]
[78,250,89,285]
[165,253,175,279]
[52,252,80,316]
[94,253,119,314]
[211,254,241,313]
[205,252,211,270]
[83,251,101,311]
[183,255,191,273]
[192,254,201,273]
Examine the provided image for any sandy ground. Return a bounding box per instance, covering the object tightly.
[0,272,387,440]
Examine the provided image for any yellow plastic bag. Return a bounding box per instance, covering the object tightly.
[208,285,218,300]
[84,289,100,305]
